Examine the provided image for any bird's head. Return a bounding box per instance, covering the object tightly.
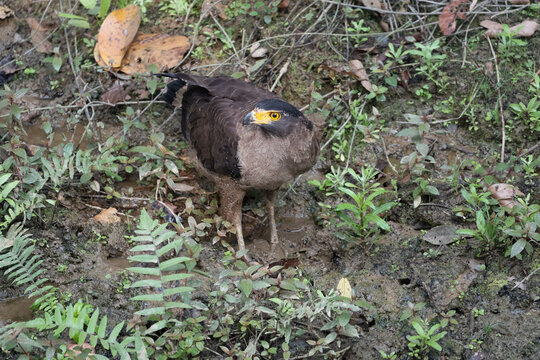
[242,99,311,136]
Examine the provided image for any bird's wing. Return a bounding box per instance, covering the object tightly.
[164,72,279,103]
[181,84,246,179]
[161,73,280,179]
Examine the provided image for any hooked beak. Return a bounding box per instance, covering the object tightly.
[242,111,254,125]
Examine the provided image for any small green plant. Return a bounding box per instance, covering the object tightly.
[0,85,29,134]
[520,154,540,185]
[42,47,63,72]
[473,308,485,317]
[309,166,350,196]
[397,113,436,176]
[379,349,398,359]
[408,39,448,91]
[407,319,447,359]
[56,264,68,273]
[160,0,189,17]
[509,96,540,131]
[502,196,539,259]
[412,178,440,208]
[347,19,370,47]
[334,166,396,242]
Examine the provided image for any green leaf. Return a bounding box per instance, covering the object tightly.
[163,286,195,296]
[80,0,97,9]
[135,307,165,316]
[510,239,527,258]
[128,254,158,263]
[396,127,419,138]
[99,0,111,18]
[68,19,90,28]
[411,321,426,337]
[161,273,193,283]
[126,267,160,276]
[0,173,11,186]
[160,256,192,270]
[337,311,351,327]
[425,185,439,195]
[1,180,19,199]
[240,278,253,297]
[130,279,162,288]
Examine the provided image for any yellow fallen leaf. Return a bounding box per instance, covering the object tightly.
[93,207,121,224]
[119,33,190,74]
[337,277,352,299]
[96,4,141,68]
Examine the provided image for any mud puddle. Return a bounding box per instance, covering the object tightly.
[0,296,34,322]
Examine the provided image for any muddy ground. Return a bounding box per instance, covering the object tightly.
[1,1,539,359]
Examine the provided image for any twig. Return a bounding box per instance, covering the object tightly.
[381,135,398,175]
[511,266,540,291]
[518,143,540,159]
[270,58,290,92]
[485,35,505,163]
[344,101,365,170]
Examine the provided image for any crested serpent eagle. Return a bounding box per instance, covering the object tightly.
[162,72,319,256]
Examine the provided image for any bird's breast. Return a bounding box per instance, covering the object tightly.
[236,126,318,190]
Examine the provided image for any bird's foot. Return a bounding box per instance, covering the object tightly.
[269,240,288,261]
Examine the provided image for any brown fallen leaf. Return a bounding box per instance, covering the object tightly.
[201,0,227,19]
[0,5,13,19]
[119,33,190,74]
[488,183,525,209]
[101,82,130,104]
[439,265,480,306]
[96,4,141,68]
[349,59,372,91]
[481,19,539,38]
[509,0,529,4]
[26,17,54,53]
[438,0,467,36]
[362,0,384,11]
[277,0,290,11]
[93,207,121,224]
[423,225,461,245]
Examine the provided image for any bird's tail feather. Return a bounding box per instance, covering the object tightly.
[162,78,186,106]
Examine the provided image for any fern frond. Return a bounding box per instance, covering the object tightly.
[0,224,47,290]
[127,210,197,315]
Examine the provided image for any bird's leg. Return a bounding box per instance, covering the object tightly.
[219,186,247,253]
[265,190,283,257]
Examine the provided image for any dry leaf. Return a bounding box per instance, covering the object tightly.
[349,59,372,91]
[201,0,227,19]
[167,181,195,193]
[93,207,121,224]
[438,0,467,36]
[481,19,539,38]
[268,258,300,269]
[250,43,268,58]
[509,0,529,4]
[488,183,524,209]
[0,5,13,19]
[337,277,352,299]
[26,17,54,53]
[423,225,460,245]
[101,82,130,104]
[119,33,190,74]
[277,0,290,11]
[362,0,384,10]
[439,266,478,306]
[96,4,141,68]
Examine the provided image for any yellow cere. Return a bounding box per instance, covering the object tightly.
[252,109,281,124]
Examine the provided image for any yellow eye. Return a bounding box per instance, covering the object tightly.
[269,112,281,121]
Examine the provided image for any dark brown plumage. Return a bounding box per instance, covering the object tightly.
[162,72,319,257]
